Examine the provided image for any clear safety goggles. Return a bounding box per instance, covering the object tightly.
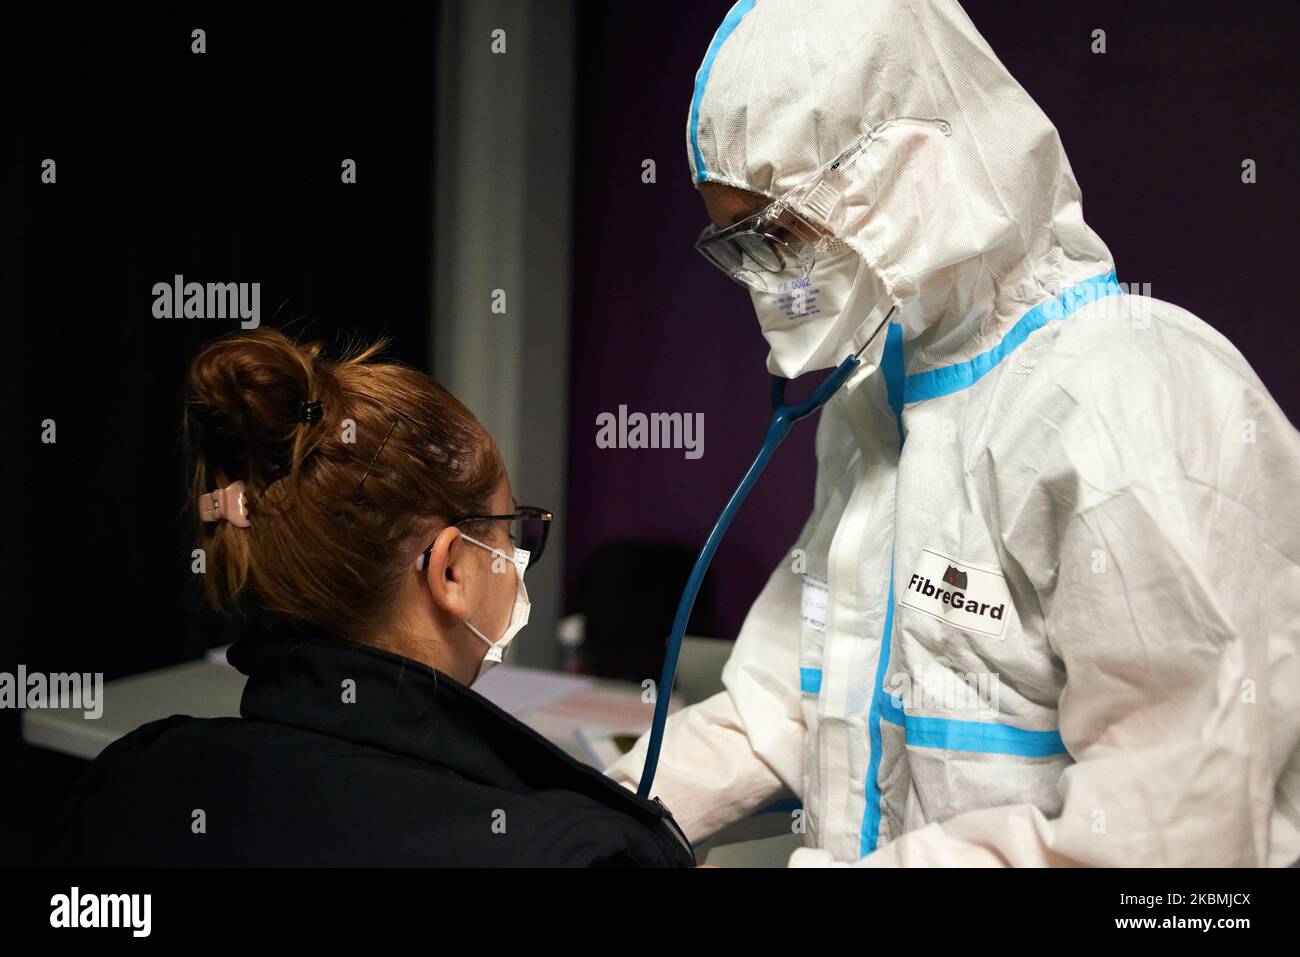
[693,116,951,292]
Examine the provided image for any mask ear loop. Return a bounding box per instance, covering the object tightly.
[462,533,531,577]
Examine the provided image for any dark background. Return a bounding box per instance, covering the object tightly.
[3,0,1297,866]
[2,0,439,865]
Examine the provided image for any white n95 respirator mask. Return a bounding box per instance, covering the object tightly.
[460,534,531,683]
[750,248,887,379]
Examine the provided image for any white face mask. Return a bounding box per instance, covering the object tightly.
[460,533,531,683]
[749,248,886,379]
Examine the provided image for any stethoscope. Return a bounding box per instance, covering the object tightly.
[637,304,898,799]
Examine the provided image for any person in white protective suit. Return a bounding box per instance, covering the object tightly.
[605,0,1300,866]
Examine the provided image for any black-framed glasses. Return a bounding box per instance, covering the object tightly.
[416,506,554,571]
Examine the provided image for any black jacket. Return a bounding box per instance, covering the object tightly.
[43,626,695,867]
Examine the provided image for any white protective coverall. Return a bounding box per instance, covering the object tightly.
[606,0,1300,866]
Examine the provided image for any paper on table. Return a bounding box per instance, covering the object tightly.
[472,664,594,718]
[574,727,631,770]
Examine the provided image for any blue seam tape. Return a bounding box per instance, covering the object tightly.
[903,271,1123,402]
[879,697,1068,758]
[800,667,822,694]
[882,322,906,442]
[688,0,756,184]
[860,566,896,857]
[858,326,908,857]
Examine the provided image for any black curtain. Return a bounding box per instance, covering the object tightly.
[2,0,439,864]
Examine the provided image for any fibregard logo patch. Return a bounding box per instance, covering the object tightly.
[901,549,1011,638]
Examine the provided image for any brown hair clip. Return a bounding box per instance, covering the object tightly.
[200,481,251,527]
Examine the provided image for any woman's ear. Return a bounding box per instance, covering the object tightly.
[421,525,470,622]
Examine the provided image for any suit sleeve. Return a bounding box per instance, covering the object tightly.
[603,522,810,843]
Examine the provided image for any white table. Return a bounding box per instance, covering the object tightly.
[20,656,659,763]
[21,659,249,761]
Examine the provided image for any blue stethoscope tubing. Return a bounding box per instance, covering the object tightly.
[637,305,897,799]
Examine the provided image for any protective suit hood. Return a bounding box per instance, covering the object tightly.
[687,0,1114,380]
